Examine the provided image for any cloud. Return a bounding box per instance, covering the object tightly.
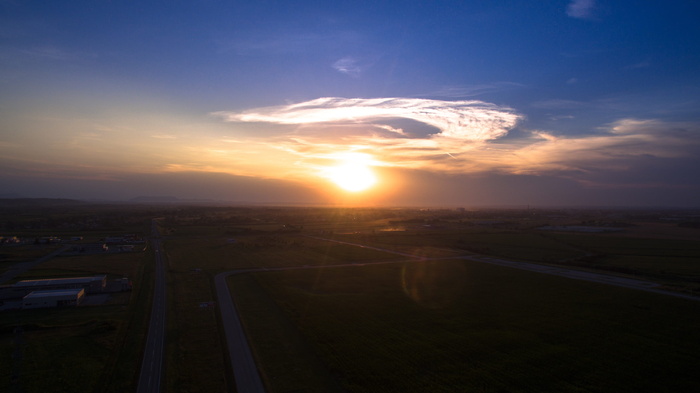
[214,97,521,141]
[566,0,596,19]
[626,60,651,69]
[20,46,71,60]
[505,119,700,182]
[548,115,575,121]
[373,124,406,136]
[531,99,585,109]
[221,31,362,55]
[333,56,364,77]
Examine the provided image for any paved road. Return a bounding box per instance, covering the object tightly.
[137,221,167,393]
[215,270,266,393]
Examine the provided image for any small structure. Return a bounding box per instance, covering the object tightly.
[22,288,85,309]
[119,277,132,291]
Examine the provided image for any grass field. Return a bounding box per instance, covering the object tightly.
[13,251,144,282]
[228,273,346,393]
[233,259,700,392]
[0,306,125,392]
[330,230,585,261]
[0,244,63,275]
[330,228,700,292]
[163,262,228,393]
[546,233,700,291]
[160,225,406,393]
[165,217,700,393]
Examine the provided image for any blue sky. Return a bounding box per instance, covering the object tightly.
[1,0,699,206]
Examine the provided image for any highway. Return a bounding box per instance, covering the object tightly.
[137,220,167,393]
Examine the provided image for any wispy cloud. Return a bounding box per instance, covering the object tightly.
[531,99,586,109]
[507,119,700,178]
[332,56,368,77]
[626,59,651,69]
[20,46,71,60]
[566,0,596,20]
[214,97,521,141]
[373,124,406,136]
[221,31,362,55]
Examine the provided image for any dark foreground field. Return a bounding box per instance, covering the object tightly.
[233,259,700,392]
[3,204,700,392]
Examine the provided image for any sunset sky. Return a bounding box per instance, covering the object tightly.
[1,1,699,206]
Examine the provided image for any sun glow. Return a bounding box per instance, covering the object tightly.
[327,153,378,192]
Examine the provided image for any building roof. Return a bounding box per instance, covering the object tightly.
[23,288,85,299]
[14,275,106,287]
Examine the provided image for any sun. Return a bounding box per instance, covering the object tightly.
[326,153,378,192]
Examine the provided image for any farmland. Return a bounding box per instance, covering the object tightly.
[235,259,700,392]
[2,203,700,392]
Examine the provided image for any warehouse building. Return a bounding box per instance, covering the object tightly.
[13,275,107,294]
[22,288,85,309]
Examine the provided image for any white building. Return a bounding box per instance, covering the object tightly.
[22,288,85,309]
[14,275,106,293]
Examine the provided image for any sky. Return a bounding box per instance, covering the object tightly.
[1,0,700,207]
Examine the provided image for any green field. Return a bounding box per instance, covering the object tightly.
[547,233,700,288]
[330,230,585,261]
[232,259,700,392]
[330,229,700,292]
[0,244,63,274]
